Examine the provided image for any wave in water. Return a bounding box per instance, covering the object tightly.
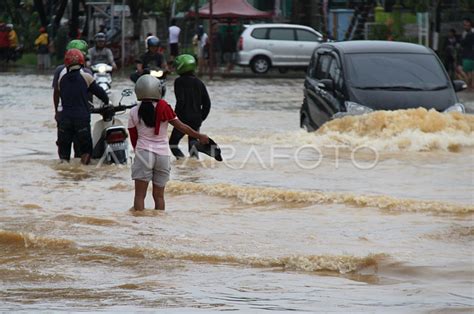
[425,225,474,242]
[215,109,474,152]
[166,181,473,215]
[0,230,383,274]
[98,245,384,274]
[0,229,75,249]
[54,214,119,226]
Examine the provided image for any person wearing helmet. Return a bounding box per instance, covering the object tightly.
[6,24,18,61]
[34,26,50,70]
[128,74,209,211]
[56,48,109,164]
[52,39,94,158]
[88,32,117,70]
[169,54,211,159]
[130,36,167,82]
[53,40,91,113]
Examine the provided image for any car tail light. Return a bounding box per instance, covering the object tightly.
[238,36,243,51]
[106,131,127,143]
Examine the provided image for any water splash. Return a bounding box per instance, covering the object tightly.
[215,109,474,152]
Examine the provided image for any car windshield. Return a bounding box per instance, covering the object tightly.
[346,53,449,90]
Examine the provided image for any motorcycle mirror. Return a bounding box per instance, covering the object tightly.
[121,89,133,97]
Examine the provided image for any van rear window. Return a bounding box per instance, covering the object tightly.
[251,28,267,39]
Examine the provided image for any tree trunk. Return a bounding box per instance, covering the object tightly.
[53,0,68,30]
[127,0,144,57]
[194,0,199,30]
[69,0,80,39]
[34,0,49,27]
[128,0,144,40]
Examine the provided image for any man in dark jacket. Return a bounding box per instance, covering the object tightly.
[57,49,109,164]
[130,36,167,82]
[170,54,211,159]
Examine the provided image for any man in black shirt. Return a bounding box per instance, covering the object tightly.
[170,54,211,159]
[130,36,167,82]
[57,49,109,164]
[459,18,474,88]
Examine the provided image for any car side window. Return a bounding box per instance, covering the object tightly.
[251,28,267,39]
[296,29,321,42]
[328,57,343,90]
[315,54,331,80]
[268,28,295,41]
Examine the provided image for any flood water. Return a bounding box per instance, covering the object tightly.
[0,73,473,312]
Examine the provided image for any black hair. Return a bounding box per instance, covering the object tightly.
[464,17,472,24]
[138,101,156,128]
[171,18,176,26]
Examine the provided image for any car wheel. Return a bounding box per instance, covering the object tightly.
[251,56,270,74]
[278,67,288,74]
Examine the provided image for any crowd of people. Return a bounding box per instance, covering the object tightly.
[443,17,474,88]
[192,22,238,75]
[52,28,213,211]
[1,18,241,77]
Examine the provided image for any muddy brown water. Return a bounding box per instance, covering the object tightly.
[0,73,473,312]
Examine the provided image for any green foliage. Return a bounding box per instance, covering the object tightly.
[374,11,417,24]
[460,0,474,11]
[368,24,390,40]
[15,52,36,66]
[403,0,429,12]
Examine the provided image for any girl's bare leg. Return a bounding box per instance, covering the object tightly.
[152,184,165,210]
[134,180,149,210]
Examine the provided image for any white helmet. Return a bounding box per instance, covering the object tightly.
[135,74,162,100]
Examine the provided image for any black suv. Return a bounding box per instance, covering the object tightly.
[300,41,467,131]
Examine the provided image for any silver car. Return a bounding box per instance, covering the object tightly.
[236,23,324,74]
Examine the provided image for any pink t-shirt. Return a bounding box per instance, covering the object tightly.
[128,102,177,156]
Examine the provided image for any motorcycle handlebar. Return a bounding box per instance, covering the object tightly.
[90,103,137,114]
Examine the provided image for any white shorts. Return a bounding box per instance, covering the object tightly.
[132,149,170,187]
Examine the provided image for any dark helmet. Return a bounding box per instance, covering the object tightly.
[197,25,204,36]
[95,32,106,42]
[147,36,160,48]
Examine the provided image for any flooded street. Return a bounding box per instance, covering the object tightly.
[0,73,473,312]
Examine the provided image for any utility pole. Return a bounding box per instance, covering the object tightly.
[209,0,213,80]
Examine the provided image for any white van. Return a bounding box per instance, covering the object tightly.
[236,23,324,74]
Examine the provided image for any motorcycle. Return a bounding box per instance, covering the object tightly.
[91,88,136,165]
[130,67,168,97]
[91,63,113,95]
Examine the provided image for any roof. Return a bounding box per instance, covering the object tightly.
[244,23,323,37]
[321,40,432,54]
[246,23,315,29]
[188,0,273,19]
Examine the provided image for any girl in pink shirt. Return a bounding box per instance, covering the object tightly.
[128,75,208,211]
